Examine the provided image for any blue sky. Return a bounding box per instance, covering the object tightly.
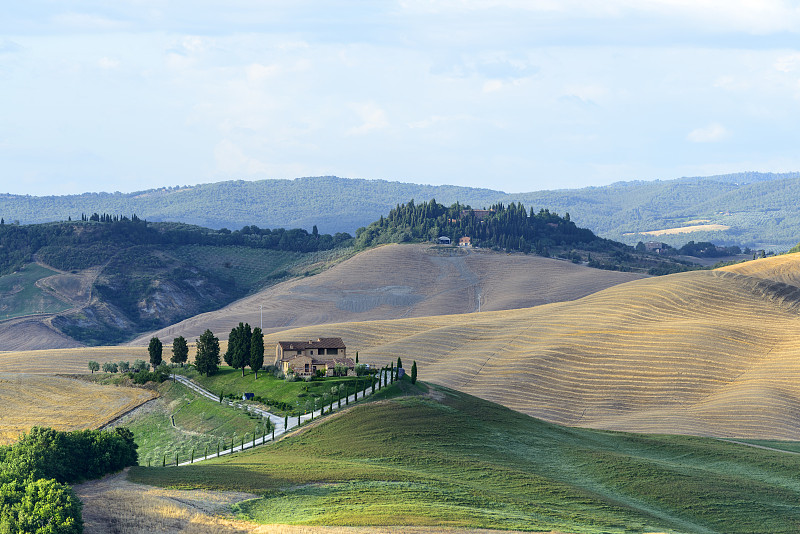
[2,1,800,195]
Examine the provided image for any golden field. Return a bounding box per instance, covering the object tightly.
[252,254,800,440]
[0,374,155,444]
[624,223,731,236]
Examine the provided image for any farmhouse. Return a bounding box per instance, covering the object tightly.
[458,236,471,247]
[276,337,354,377]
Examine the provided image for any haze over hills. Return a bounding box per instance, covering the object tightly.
[241,253,800,441]
[2,171,800,250]
[130,243,645,345]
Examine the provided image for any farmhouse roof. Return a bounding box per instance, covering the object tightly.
[278,337,346,351]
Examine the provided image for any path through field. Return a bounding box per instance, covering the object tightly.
[171,370,391,465]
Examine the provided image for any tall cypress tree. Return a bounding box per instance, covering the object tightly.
[250,327,264,379]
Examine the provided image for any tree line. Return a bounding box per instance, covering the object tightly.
[0,216,353,276]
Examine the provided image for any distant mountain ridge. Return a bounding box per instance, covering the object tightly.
[2,172,799,250]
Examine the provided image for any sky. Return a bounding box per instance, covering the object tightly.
[2,1,800,196]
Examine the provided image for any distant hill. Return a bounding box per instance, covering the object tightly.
[129,243,645,345]
[2,172,799,249]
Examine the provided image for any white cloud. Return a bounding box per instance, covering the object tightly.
[346,102,389,135]
[213,139,269,175]
[775,53,800,73]
[246,63,279,82]
[97,57,119,69]
[687,123,730,143]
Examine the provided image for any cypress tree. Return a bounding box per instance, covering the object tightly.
[250,327,264,378]
[411,361,417,384]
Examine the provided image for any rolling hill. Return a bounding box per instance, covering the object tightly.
[3,172,800,249]
[233,253,800,441]
[125,380,800,533]
[129,243,645,345]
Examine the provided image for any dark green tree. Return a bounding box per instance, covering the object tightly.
[225,322,252,376]
[148,337,163,369]
[195,329,220,377]
[411,361,417,384]
[87,361,99,374]
[171,336,189,367]
[250,327,264,379]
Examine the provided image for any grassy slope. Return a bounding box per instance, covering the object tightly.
[179,366,372,415]
[0,263,71,319]
[118,379,273,467]
[129,381,800,533]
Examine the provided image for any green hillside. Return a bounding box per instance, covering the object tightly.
[0,264,71,320]
[2,172,799,250]
[0,218,353,345]
[130,380,800,533]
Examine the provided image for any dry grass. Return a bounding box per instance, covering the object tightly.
[623,223,731,236]
[0,346,150,375]
[130,243,643,345]
[0,374,155,444]
[247,253,800,440]
[75,471,536,534]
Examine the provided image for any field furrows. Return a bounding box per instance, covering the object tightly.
[0,374,155,444]
[254,261,800,439]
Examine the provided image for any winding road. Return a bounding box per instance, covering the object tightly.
[172,369,391,465]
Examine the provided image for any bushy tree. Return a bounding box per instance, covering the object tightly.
[118,361,130,373]
[132,359,147,372]
[87,361,99,374]
[102,362,118,373]
[0,478,83,534]
[250,327,264,379]
[171,336,189,367]
[195,329,220,377]
[148,337,163,368]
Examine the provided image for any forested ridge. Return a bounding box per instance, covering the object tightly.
[354,199,699,275]
[0,215,352,276]
[2,172,800,250]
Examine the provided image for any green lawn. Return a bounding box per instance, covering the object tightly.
[122,380,273,467]
[129,379,800,533]
[0,263,71,320]
[177,365,376,415]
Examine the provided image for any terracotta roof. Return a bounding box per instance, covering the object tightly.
[278,337,346,351]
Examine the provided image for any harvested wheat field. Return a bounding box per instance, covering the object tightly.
[130,243,644,345]
[0,345,150,375]
[257,254,800,440]
[0,374,155,444]
[76,471,534,534]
